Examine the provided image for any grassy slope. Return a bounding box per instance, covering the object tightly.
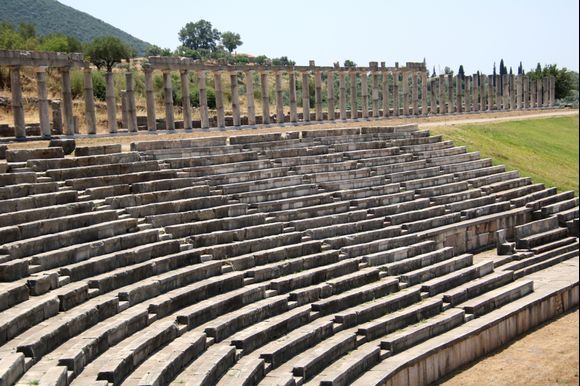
[430,115,579,194]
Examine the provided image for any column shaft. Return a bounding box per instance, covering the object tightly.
[125,72,138,132]
[421,72,428,115]
[10,66,26,138]
[302,72,310,121]
[36,68,51,138]
[402,72,409,115]
[180,70,192,129]
[327,71,335,120]
[411,72,418,115]
[350,71,357,118]
[382,71,389,117]
[275,71,284,123]
[289,71,297,122]
[339,72,346,119]
[430,77,437,114]
[261,72,270,124]
[438,74,446,114]
[83,67,97,134]
[144,66,156,131]
[61,68,75,135]
[371,71,379,117]
[245,71,256,125]
[214,71,225,128]
[393,72,400,116]
[314,70,323,121]
[163,71,175,130]
[361,72,369,118]
[198,71,209,129]
[230,72,240,127]
[105,72,117,133]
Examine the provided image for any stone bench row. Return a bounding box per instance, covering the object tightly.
[26,151,140,172]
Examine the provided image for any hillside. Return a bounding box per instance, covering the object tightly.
[0,0,150,54]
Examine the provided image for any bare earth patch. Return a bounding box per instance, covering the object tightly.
[439,309,579,386]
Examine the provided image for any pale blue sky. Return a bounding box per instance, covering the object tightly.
[59,0,579,74]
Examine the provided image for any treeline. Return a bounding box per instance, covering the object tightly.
[0,22,82,52]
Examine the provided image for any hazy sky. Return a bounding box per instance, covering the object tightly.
[59,0,579,74]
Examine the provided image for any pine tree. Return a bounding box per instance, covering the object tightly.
[535,63,542,74]
[493,62,497,86]
[517,61,523,75]
[432,66,437,77]
[458,65,465,78]
[499,59,507,76]
[509,67,513,76]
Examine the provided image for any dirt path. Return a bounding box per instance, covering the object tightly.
[439,309,579,386]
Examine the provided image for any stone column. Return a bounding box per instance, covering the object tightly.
[327,71,335,120]
[465,77,471,112]
[382,70,389,117]
[302,71,310,121]
[549,76,556,106]
[509,75,516,109]
[289,70,297,123]
[411,71,418,115]
[350,71,357,119]
[275,71,284,124]
[487,75,493,111]
[163,71,175,130]
[181,69,193,129]
[61,67,75,135]
[502,75,509,110]
[105,71,117,133]
[121,91,128,129]
[536,78,543,107]
[81,67,97,135]
[51,101,62,134]
[9,66,25,139]
[260,71,270,124]
[515,75,522,109]
[314,70,323,121]
[402,71,409,115]
[143,64,156,131]
[430,77,437,114]
[125,72,138,132]
[371,67,379,117]
[392,72,400,116]
[36,67,51,138]
[360,71,369,118]
[214,70,225,128]
[447,75,455,113]
[530,77,536,108]
[456,76,463,113]
[523,76,529,109]
[339,71,347,119]
[198,70,209,129]
[230,71,240,127]
[421,72,428,115]
[245,70,256,125]
[472,74,479,112]
[438,74,446,114]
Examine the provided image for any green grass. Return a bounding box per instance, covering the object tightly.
[430,115,579,195]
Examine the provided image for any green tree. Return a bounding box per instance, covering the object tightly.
[0,22,38,50]
[343,59,357,68]
[178,19,221,51]
[38,34,82,52]
[146,45,172,57]
[221,31,242,53]
[272,56,295,66]
[84,36,133,72]
[254,55,271,65]
[529,64,577,99]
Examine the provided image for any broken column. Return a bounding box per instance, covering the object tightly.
[36,67,51,138]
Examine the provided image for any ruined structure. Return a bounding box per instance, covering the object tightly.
[0,124,577,385]
[0,50,558,139]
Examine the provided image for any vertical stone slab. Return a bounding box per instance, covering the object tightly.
[105,71,117,133]
[438,74,446,114]
[456,76,463,113]
[382,70,389,117]
[302,71,310,121]
[314,70,323,121]
[9,66,26,139]
[163,71,175,130]
[214,70,225,128]
[327,71,335,120]
[361,71,369,118]
[402,71,409,115]
[275,71,284,123]
[82,67,97,134]
[339,71,347,120]
[411,71,418,115]
[37,67,51,138]
[472,74,479,112]
[230,71,241,127]
[61,67,75,135]
[51,101,62,134]
[198,70,209,129]
[448,75,455,113]
[181,69,193,129]
[143,64,156,131]
[421,72,428,115]
[430,77,437,114]
[260,71,270,124]
[245,70,256,126]
[350,70,357,119]
[289,71,297,122]
[125,72,138,132]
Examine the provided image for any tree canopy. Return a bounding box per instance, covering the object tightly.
[221,31,242,53]
[178,19,221,51]
[84,36,133,72]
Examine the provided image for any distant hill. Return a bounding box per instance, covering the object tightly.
[0,0,150,54]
